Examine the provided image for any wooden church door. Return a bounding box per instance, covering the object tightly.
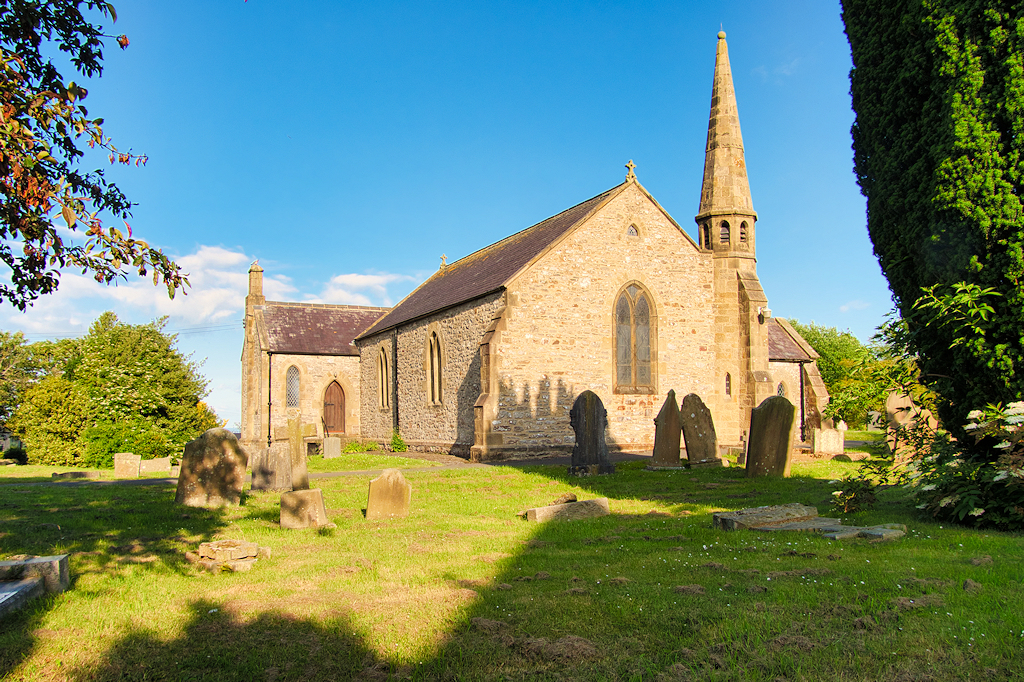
[323,381,345,434]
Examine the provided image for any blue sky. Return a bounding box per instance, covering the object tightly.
[1,0,891,427]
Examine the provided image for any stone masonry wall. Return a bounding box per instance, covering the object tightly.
[357,330,396,442]
[494,184,716,453]
[267,354,362,444]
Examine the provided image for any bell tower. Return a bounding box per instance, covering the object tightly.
[696,31,773,449]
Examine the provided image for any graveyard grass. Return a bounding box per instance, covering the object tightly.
[0,456,1021,681]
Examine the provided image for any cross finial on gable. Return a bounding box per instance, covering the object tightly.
[625,159,636,181]
[440,254,447,269]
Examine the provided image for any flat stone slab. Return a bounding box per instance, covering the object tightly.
[522,497,610,522]
[0,555,70,593]
[51,471,100,480]
[0,577,44,620]
[713,504,819,531]
[198,539,260,562]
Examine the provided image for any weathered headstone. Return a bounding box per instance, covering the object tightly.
[288,417,309,491]
[139,456,172,475]
[745,396,796,478]
[174,428,249,507]
[251,442,291,491]
[366,468,412,520]
[113,452,141,479]
[811,427,844,455]
[568,390,614,475]
[650,390,683,468]
[281,488,334,529]
[680,393,720,467]
[323,436,342,459]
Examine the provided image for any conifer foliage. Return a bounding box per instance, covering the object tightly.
[843,1,1024,428]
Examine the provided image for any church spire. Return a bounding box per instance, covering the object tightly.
[696,31,755,221]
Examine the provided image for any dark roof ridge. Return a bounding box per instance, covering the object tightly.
[262,300,391,312]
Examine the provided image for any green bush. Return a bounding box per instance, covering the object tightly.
[2,445,26,465]
[390,430,408,453]
[82,421,177,469]
[343,439,380,453]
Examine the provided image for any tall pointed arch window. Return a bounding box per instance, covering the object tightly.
[614,283,656,394]
[286,365,300,408]
[720,220,731,244]
[428,332,443,404]
[702,222,711,249]
[739,221,748,243]
[377,347,390,410]
[725,373,732,397]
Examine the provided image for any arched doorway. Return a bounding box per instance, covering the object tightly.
[323,381,345,434]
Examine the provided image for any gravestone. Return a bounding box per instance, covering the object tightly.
[365,468,412,520]
[521,497,610,522]
[680,393,720,466]
[650,390,682,468]
[323,436,342,459]
[288,417,309,491]
[113,452,141,479]
[745,396,796,478]
[251,443,291,491]
[139,456,172,475]
[281,489,334,529]
[568,390,614,475]
[175,428,249,507]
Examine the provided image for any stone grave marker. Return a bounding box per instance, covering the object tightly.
[288,417,309,491]
[139,456,172,475]
[281,489,335,529]
[568,390,614,475]
[680,393,720,467]
[175,428,249,507]
[650,390,682,469]
[251,443,291,492]
[366,468,412,520]
[745,396,796,478]
[323,436,342,459]
[520,497,610,522]
[713,504,906,540]
[113,452,141,479]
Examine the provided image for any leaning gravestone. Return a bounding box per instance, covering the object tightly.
[568,390,614,475]
[680,393,720,467]
[650,390,683,469]
[113,452,141,479]
[745,396,796,478]
[281,489,335,529]
[366,468,412,520]
[175,428,249,507]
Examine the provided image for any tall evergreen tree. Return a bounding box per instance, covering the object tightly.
[843,1,1024,433]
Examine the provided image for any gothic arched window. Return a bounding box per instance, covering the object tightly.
[286,365,300,408]
[615,283,656,394]
[777,382,787,397]
[720,220,731,243]
[428,332,443,404]
[702,222,711,249]
[725,372,732,397]
[740,221,748,242]
[377,347,390,409]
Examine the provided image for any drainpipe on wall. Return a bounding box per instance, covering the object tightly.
[799,360,806,442]
[267,351,273,447]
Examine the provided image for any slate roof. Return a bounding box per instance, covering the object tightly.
[768,318,818,362]
[261,302,389,356]
[358,183,625,339]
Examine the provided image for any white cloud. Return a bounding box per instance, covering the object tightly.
[310,272,416,306]
[839,299,871,313]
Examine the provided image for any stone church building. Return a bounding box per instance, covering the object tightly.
[240,32,829,460]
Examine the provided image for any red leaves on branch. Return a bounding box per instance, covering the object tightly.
[116,35,129,50]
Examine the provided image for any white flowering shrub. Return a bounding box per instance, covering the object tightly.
[905,401,1024,529]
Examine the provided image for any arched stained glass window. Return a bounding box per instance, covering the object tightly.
[377,348,390,409]
[428,332,443,404]
[286,366,300,408]
[615,283,655,393]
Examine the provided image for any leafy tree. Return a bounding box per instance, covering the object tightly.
[789,321,886,427]
[9,311,219,465]
[0,329,39,426]
[843,1,1024,433]
[0,1,186,309]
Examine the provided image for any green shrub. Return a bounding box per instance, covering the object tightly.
[2,445,26,465]
[343,439,380,453]
[390,430,408,453]
[82,421,177,469]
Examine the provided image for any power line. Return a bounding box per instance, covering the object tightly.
[14,320,243,339]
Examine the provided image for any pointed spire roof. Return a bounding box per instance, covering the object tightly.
[696,31,755,220]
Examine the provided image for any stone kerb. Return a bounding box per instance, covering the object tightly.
[745,396,796,478]
[366,468,412,520]
[175,428,249,507]
[650,390,682,469]
[113,452,141,479]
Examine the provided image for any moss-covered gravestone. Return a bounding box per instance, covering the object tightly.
[175,428,249,507]
[745,396,796,478]
[680,393,720,467]
[568,390,614,475]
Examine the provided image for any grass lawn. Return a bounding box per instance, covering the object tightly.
[0,458,1020,681]
[305,452,441,473]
